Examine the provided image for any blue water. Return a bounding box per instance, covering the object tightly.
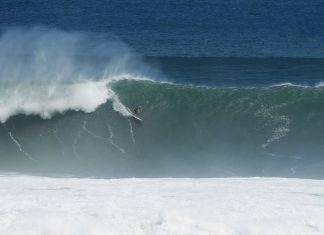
[145,57,324,86]
[1,0,324,58]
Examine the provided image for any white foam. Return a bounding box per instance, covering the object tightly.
[315,81,324,87]
[0,175,323,235]
[108,73,152,82]
[270,82,308,88]
[0,77,148,122]
[256,105,291,149]
[0,27,153,122]
[270,82,324,88]
[0,81,113,122]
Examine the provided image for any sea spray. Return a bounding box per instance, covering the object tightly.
[0,27,151,122]
[0,81,111,122]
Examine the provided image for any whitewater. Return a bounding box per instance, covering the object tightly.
[0,27,147,122]
[0,174,323,235]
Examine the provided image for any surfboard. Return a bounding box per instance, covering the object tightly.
[126,108,142,122]
[132,115,142,122]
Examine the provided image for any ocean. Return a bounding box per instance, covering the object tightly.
[0,28,323,179]
[0,1,324,234]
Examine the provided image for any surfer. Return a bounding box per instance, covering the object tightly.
[133,106,141,116]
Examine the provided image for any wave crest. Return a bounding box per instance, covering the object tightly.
[0,27,153,122]
[0,81,112,122]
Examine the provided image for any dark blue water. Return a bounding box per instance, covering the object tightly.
[1,0,324,58]
[0,1,324,86]
[145,57,324,86]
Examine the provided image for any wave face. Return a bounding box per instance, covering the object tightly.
[1,80,324,178]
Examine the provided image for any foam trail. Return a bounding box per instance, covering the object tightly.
[128,120,136,145]
[111,91,133,117]
[256,105,291,149]
[83,119,126,154]
[82,119,107,141]
[106,122,126,153]
[8,131,33,160]
[53,123,65,157]
[262,115,290,149]
[72,126,83,160]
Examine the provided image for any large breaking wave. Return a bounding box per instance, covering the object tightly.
[1,80,324,178]
[1,27,324,179]
[0,27,151,121]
